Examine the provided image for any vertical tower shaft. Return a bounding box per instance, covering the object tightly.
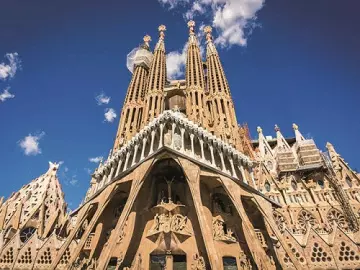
[142,25,167,126]
[204,26,243,151]
[113,36,152,151]
[185,21,207,126]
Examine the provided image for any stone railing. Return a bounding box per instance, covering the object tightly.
[84,110,256,202]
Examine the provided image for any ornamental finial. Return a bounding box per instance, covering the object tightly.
[158,25,166,40]
[204,25,213,42]
[188,20,195,35]
[143,35,151,46]
[274,124,280,132]
[292,123,298,130]
[257,126,263,134]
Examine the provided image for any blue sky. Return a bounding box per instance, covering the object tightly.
[1,0,359,208]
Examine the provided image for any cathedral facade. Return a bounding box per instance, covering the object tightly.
[1,21,360,270]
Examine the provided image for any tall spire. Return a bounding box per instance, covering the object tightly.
[204,26,242,151]
[113,35,153,151]
[185,21,207,126]
[142,25,167,125]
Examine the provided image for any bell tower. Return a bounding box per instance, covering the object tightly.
[113,35,153,151]
[185,21,207,127]
[142,25,167,126]
[204,26,243,151]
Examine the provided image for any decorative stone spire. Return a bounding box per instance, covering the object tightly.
[275,124,291,151]
[292,123,305,142]
[185,21,207,126]
[0,162,67,240]
[142,25,167,125]
[203,26,242,150]
[256,126,274,158]
[113,35,153,151]
[326,142,342,172]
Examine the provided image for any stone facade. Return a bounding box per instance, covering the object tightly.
[1,21,360,270]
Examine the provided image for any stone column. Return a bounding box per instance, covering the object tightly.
[115,158,123,177]
[140,137,147,160]
[123,152,130,172]
[190,133,195,157]
[131,144,139,166]
[180,127,185,152]
[166,254,173,270]
[171,122,176,148]
[107,165,115,184]
[149,130,156,154]
[219,151,226,172]
[238,164,248,184]
[199,138,205,161]
[210,145,215,167]
[249,168,257,189]
[159,123,164,148]
[229,158,236,178]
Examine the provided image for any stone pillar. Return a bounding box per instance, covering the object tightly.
[190,133,195,157]
[171,122,176,148]
[131,144,139,166]
[107,165,115,184]
[229,158,236,178]
[219,151,226,172]
[210,145,215,167]
[166,254,173,270]
[123,152,130,172]
[150,130,156,154]
[159,123,164,148]
[180,127,185,152]
[115,158,123,177]
[239,164,248,184]
[200,139,205,161]
[249,168,257,189]
[140,137,147,160]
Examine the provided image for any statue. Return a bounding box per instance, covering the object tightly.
[239,251,252,270]
[149,213,189,235]
[213,219,237,242]
[171,214,188,232]
[191,253,206,270]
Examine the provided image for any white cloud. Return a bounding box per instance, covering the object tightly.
[95,92,111,105]
[84,167,92,175]
[167,47,187,79]
[158,0,189,9]
[0,87,15,102]
[69,175,78,186]
[89,156,103,163]
[166,30,205,80]
[104,108,117,123]
[64,166,69,173]
[18,132,45,156]
[0,53,21,80]
[158,0,264,48]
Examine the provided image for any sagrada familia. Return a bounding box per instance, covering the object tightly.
[1,21,360,270]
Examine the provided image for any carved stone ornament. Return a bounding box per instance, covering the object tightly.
[148,213,190,235]
[239,251,252,270]
[191,253,206,270]
[212,217,237,243]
